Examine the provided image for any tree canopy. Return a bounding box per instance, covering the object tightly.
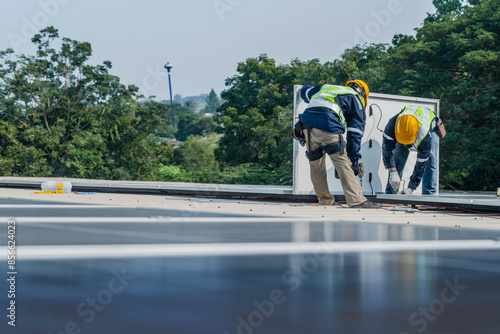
[203,89,220,114]
[0,27,171,180]
[213,0,499,190]
[376,0,499,190]
[0,0,498,190]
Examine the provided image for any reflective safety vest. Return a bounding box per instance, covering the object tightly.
[397,105,436,151]
[307,85,365,125]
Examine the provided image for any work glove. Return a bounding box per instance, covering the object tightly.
[351,162,364,178]
[389,171,400,192]
[400,188,414,195]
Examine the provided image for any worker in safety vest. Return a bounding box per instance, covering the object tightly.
[382,105,439,195]
[298,80,379,208]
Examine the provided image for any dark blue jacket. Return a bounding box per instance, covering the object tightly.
[299,84,366,164]
[382,111,433,190]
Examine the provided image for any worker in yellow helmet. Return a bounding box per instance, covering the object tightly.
[297,80,380,208]
[382,105,441,195]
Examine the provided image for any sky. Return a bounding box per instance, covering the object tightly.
[0,0,437,100]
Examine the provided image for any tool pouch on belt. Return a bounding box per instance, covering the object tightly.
[435,117,446,138]
[292,121,306,147]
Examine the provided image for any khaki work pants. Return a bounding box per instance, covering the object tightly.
[305,128,366,207]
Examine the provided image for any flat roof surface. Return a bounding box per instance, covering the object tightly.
[1,186,500,334]
[2,177,499,211]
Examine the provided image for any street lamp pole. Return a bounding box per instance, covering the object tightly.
[164,62,173,104]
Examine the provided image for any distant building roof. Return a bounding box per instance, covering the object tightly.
[161,138,182,147]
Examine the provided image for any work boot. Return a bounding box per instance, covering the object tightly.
[350,201,382,209]
[318,199,335,206]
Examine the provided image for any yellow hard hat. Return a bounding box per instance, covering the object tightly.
[395,115,419,145]
[346,80,369,107]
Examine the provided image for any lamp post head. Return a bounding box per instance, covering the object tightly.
[164,62,173,72]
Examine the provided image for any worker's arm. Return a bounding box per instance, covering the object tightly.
[408,136,432,190]
[300,84,322,103]
[382,115,401,191]
[382,115,398,169]
[336,94,366,164]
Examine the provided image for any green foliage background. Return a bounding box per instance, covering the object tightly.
[214,0,499,190]
[0,27,169,180]
[0,0,498,190]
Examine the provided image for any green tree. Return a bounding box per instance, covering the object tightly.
[380,0,500,190]
[213,55,362,186]
[174,133,220,172]
[184,100,198,113]
[316,0,499,190]
[426,0,465,22]
[139,100,179,139]
[164,102,191,129]
[0,27,169,180]
[290,58,337,85]
[175,113,217,142]
[190,116,217,136]
[214,55,294,168]
[204,89,220,114]
[328,43,390,92]
[176,113,200,141]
